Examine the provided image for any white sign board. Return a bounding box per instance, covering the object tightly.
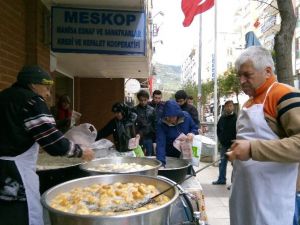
[125,79,140,94]
[51,7,146,55]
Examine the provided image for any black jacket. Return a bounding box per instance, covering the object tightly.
[134,105,156,141]
[217,113,237,148]
[180,103,199,125]
[96,112,137,152]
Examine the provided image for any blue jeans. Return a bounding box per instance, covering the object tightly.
[142,138,154,156]
[218,145,228,183]
[293,192,300,225]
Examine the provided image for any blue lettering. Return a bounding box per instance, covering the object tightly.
[114,14,125,25]
[79,12,89,24]
[61,10,140,26]
[101,13,113,25]
[126,15,136,26]
[57,38,74,45]
[64,11,78,23]
[90,12,100,24]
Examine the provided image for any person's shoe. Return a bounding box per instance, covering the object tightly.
[212,180,226,185]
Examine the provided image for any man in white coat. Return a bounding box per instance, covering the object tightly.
[227,46,300,225]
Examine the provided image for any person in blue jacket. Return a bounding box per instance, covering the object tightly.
[156,100,199,166]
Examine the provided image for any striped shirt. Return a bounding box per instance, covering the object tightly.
[22,95,82,157]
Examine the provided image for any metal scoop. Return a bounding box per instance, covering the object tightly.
[111,158,222,212]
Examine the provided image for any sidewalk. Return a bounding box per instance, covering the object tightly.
[197,161,232,225]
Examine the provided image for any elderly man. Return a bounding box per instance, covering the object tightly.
[0,65,94,225]
[227,46,300,225]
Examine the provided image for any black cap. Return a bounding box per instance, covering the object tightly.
[17,65,53,85]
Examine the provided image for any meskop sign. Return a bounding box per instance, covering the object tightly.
[51,7,146,55]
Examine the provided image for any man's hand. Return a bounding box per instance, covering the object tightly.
[226,140,251,162]
[81,148,95,161]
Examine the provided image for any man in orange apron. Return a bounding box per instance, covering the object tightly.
[227,46,299,225]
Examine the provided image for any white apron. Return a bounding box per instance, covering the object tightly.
[0,143,44,225]
[230,83,298,225]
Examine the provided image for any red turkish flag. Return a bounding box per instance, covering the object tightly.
[182,0,214,27]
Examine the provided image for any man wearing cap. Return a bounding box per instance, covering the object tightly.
[0,65,94,225]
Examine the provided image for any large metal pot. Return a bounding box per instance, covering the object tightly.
[42,174,179,225]
[37,152,87,194]
[154,157,191,183]
[80,157,162,176]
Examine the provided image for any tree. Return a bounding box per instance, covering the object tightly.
[221,68,241,105]
[252,0,295,86]
[182,80,198,105]
[201,79,214,105]
[274,0,296,86]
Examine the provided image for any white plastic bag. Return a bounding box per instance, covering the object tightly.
[191,135,202,167]
[64,123,97,147]
[90,139,114,149]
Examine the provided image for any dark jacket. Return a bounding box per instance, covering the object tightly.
[180,103,199,125]
[156,100,199,165]
[217,112,237,148]
[96,112,137,152]
[134,104,156,141]
[0,83,82,201]
[148,100,165,120]
[0,83,82,158]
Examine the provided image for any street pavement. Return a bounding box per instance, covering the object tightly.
[197,161,232,225]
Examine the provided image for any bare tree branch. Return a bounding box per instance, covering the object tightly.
[252,0,279,11]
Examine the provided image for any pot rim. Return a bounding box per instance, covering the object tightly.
[147,157,190,171]
[79,157,162,174]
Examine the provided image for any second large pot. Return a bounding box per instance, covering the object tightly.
[80,157,162,177]
[156,157,191,183]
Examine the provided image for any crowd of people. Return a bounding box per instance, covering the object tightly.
[96,89,200,162]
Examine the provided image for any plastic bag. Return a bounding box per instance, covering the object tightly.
[173,133,193,159]
[90,139,114,150]
[64,123,97,147]
[133,145,145,157]
[128,134,140,150]
[191,135,202,167]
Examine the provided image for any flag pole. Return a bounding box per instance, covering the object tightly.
[213,0,218,162]
[197,14,202,122]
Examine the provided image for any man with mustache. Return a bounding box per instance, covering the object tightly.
[226,46,300,225]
